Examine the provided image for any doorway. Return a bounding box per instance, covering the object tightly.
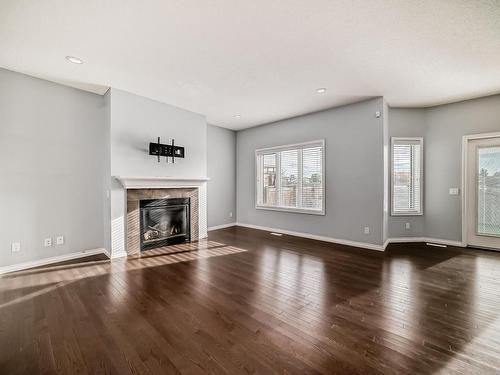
[464,133,500,250]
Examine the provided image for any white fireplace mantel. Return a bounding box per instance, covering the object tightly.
[115,176,210,189]
[110,176,210,259]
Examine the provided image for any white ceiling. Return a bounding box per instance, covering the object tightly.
[1,1,499,130]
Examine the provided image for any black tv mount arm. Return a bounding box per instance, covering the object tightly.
[149,137,185,163]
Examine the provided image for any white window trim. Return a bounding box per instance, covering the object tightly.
[390,137,424,216]
[461,131,500,247]
[255,139,325,215]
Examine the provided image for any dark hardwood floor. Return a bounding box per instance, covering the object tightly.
[1,226,500,374]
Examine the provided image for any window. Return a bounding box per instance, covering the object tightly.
[391,137,423,215]
[256,140,325,215]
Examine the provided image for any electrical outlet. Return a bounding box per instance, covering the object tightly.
[11,242,21,252]
[405,222,411,230]
[364,226,370,235]
[44,238,52,247]
[229,212,233,218]
[56,236,64,245]
[449,188,460,196]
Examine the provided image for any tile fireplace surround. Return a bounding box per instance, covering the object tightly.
[113,177,209,257]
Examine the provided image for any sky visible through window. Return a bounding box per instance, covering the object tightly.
[257,143,324,212]
[477,146,500,236]
[479,147,500,176]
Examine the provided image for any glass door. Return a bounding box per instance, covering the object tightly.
[467,136,500,250]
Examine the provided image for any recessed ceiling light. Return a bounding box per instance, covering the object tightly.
[316,88,327,94]
[65,56,83,64]
[233,114,241,118]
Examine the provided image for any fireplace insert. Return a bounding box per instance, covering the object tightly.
[139,197,191,250]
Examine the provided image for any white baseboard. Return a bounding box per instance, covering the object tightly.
[382,238,390,250]
[0,248,106,275]
[385,237,465,249]
[208,222,237,231]
[387,237,426,244]
[422,237,465,248]
[232,223,466,252]
[0,233,466,276]
[104,249,128,259]
[236,222,385,251]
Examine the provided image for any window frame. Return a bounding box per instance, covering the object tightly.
[391,136,424,216]
[255,139,325,215]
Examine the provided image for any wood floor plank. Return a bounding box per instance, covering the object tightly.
[1,227,500,374]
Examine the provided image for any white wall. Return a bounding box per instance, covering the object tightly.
[207,124,236,228]
[108,88,207,256]
[236,98,386,246]
[0,68,107,267]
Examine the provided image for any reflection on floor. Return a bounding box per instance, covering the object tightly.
[1,227,499,374]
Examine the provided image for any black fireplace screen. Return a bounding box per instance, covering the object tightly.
[140,197,190,250]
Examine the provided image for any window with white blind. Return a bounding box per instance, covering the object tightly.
[391,137,423,216]
[256,140,325,215]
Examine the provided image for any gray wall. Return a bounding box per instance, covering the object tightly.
[109,88,207,177]
[0,68,107,267]
[207,124,236,228]
[382,100,390,244]
[388,108,426,238]
[2,67,498,266]
[425,95,500,242]
[388,95,500,242]
[236,98,386,245]
[103,89,111,251]
[235,94,500,245]
[108,88,207,256]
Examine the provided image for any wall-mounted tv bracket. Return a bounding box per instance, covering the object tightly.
[149,137,185,163]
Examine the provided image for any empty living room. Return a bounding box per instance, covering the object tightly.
[1,1,500,374]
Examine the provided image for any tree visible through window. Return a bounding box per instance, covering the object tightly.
[256,140,325,214]
[477,146,500,236]
[391,137,423,215]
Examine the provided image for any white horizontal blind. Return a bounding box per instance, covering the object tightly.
[262,154,277,206]
[392,138,423,215]
[280,149,299,207]
[256,141,324,214]
[302,146,323,209]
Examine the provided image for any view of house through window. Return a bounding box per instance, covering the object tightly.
[391,137,423,215]
[256,140,324,214]
[262,154,277,205]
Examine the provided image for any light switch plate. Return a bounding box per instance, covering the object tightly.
[449,188,460,195]
[11,242,21,252]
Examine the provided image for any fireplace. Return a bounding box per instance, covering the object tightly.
[140,197,191,250]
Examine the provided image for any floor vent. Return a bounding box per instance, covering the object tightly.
[426,242,447,248]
